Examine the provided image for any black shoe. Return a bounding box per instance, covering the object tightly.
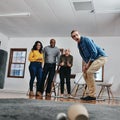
[80,96,96,101]
[80,96,84,100]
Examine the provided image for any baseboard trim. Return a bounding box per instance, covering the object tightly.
[0,89,27,94]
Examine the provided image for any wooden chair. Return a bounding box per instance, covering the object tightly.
[97,76,114,100]
[72,72,87,97]
[52,73,77,97]
[44,78,57,96]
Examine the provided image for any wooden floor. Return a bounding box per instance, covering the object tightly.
[0,91,120,106]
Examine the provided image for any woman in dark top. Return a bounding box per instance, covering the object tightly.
[59,49,73,97]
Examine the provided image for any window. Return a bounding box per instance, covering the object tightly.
[8,48,27,78]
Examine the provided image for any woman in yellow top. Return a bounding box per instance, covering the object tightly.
[28,41,44,96]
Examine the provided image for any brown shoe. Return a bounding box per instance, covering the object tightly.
[36,91,42,96]
[60,94,64,98]
[46,93,51,97]
[29,91,34,96]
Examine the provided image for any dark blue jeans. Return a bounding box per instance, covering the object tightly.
[40,63,56,94]
[29,62,43,92]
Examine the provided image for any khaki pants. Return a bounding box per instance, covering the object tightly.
[83,57,107,97]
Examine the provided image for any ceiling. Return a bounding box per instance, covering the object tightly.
[0,0,120,38]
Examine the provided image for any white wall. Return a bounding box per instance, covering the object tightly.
[0,32,8,51]
[92,37,120,96]
[4,36,120,97]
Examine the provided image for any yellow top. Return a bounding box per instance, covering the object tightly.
[28,50,44,63]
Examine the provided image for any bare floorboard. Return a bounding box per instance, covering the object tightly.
[0,91,120,106]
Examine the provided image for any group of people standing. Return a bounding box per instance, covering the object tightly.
[28,30,107,101]
[28,39,73,98]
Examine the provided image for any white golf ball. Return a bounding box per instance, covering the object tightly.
[56,112,67,120]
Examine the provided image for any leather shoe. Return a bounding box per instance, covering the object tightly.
[80,96,96,100]
[46,93,51,97]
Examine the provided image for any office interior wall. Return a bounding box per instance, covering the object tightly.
[3,36,120,97]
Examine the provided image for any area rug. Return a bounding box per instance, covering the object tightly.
[0,98,120,120]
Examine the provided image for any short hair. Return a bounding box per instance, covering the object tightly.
[50,39,56,43]
[71,30,78,35]
[65,49,70,52]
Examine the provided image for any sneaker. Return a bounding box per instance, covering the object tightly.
[29,91,34,96]
[36,91,42,96]
[81,96,96,101]
[67,94,73,98]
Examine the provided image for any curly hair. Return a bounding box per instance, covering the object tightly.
[32,41,43,53]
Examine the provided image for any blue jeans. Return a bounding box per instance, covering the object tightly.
[40,63,56,94]
[29,62,43,92]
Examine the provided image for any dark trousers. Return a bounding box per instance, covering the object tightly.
[59,66,71,94]
[29,62,42,92]
[40,63,56,94]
